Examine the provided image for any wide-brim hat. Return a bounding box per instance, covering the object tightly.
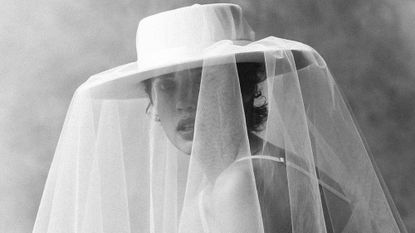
[81,3,314,99]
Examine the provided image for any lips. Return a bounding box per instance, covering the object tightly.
[177,117,195,140]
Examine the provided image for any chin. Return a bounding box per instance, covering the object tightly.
[175,136,193,155]
[173,130,194,155]
[180,141,193,155]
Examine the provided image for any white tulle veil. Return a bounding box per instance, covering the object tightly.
[32,3,407,233]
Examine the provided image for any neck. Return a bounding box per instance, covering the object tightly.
[248,132,264,155]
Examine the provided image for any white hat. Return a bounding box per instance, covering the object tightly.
[81,3,312,98]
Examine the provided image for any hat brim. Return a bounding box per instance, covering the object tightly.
[82,46,313,99]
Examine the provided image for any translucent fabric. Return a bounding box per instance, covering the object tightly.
[33,37,407,233]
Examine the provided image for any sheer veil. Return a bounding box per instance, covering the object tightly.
[32,3,407,233]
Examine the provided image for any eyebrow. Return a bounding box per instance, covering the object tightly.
[153,74,175,83]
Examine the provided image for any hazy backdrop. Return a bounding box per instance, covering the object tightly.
[1,0,414,232]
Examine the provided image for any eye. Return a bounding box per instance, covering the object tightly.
[156,79,176,91]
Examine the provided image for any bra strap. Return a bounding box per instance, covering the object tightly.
[234,155,350,204]
[235,155,286,164]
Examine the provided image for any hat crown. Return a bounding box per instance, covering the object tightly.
[136,4,255,60]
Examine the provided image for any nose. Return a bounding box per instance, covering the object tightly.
[176,78,199,112]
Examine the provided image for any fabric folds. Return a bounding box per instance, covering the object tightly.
[33,37,407,233]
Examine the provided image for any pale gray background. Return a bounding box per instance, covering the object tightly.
[1,0,415,232]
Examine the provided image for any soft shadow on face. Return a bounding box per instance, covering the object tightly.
[151,68,202,154]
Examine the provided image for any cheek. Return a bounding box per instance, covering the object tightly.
[155,95,175,118]
[155,95,178,132]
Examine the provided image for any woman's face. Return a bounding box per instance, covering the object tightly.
[151,68,202,154]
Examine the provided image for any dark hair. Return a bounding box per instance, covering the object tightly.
[236,62,268,132]
[143,62,268,132]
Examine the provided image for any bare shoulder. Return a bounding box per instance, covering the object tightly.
[211,154,291,232]
[210,161,264,232]
[212,161,256,201]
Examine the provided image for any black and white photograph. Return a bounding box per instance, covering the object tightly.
[1,1,414,233]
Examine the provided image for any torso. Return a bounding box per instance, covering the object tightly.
[204,135,352,233]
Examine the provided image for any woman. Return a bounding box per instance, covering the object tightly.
[143,62,294,232]
[142,58,354,232]
[33,3,407,233]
